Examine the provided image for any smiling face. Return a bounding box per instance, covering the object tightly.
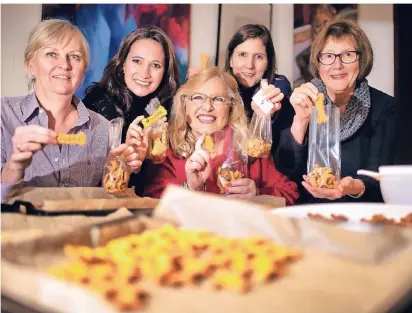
[123,39,165,97]
[318,37,360,99]
[229,38,268,88]
[29,34,86,96]
[185,77,231,138]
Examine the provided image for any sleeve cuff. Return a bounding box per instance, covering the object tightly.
[1,180,24,203]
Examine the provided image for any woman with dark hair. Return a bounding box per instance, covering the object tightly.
[187,24,295,180]
[83,25,180,195]
[224,24,296,178]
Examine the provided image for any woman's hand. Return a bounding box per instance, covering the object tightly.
[251,84,284,117]
[302,176,365,200]
[225,178,257,198]
[110,143,143,173]
[126,115,151,165]
[290,82,319,122]
[2,125,57,184]
[185,134,212,190]
[289,82,319,144]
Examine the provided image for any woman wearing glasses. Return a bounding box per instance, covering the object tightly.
[187,25,295,181]
[286,20,397,203]
[143,67,298,204]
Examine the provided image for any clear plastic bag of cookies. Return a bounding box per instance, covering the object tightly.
[307,94,340,189]
[244,80,273,158]
[244,113,272,158]
[145,98,168,164]
[217,149,248,195]
[103,117,131,195]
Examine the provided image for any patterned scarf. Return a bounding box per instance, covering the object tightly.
[311,78,371,141]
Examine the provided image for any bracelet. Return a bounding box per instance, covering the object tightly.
[347,181,366,199]
[182,180,206,192]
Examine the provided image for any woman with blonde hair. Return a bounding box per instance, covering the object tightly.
[1,19,141,200]
[143,67,298,204]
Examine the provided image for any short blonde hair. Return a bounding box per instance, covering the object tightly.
[310,20,373,81]
[24,19,90,87]
[169,67,248,159]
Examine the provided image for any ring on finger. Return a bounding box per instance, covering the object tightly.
[17,143,22,151]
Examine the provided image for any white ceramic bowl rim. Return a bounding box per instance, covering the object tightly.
[379,165,412,175]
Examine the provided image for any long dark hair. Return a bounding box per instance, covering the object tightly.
[224,24,277,85]
[87,26,180,116]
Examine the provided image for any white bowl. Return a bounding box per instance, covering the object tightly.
[379,165,412,205]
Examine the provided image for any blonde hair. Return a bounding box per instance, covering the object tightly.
[169,67,248,159]
[24,19,90,88]
[310,20,373,81]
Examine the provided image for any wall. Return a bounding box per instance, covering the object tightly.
[189,4,219,69]
[1,4,394,97]
[1,4,42,97]
[358,4,394,95]
[217,4,271,67]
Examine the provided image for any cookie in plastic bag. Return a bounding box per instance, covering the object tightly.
[103,117,131,195]
[144,98,168,164]
[244,79,273,158]
[307,93,341,189]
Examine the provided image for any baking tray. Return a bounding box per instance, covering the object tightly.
[1,200,154,217]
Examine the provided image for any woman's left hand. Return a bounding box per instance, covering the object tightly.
[111,143,143,173]
[225,178,257,198]
[302,176,362,200]
[251,84,284,117]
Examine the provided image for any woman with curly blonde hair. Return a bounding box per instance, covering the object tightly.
[143,67,298,204]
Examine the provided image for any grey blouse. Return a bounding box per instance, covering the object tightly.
[1,93,110,189]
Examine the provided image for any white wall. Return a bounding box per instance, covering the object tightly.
[358,4,394,96]
[1,4,42,97]
[189,4,219,68]
[1,4,395,97]
[271,4,294,84]
[217,4,271,66]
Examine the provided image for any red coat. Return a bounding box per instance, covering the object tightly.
[143,142,299,206]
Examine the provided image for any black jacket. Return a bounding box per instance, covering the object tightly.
[277,86,398,203]
[83,85,172,196]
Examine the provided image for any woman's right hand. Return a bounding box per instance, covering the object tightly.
[3,125,57,183]
[290,82,319,122]
[184,134,212,190]
[126,116,150,165]
[289,82,319,144]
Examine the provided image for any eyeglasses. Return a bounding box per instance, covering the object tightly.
[183,93,233,107]
[318,51,360,65]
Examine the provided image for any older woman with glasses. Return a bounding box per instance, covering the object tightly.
[143,67,299,205]
[281,20,397,203]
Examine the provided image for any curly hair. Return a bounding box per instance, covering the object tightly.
[169,67,248,159]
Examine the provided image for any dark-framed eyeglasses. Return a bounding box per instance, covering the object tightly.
[182,93,233,107]
[318,50,360,65]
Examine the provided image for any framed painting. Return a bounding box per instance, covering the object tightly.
[42,4,190,98]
